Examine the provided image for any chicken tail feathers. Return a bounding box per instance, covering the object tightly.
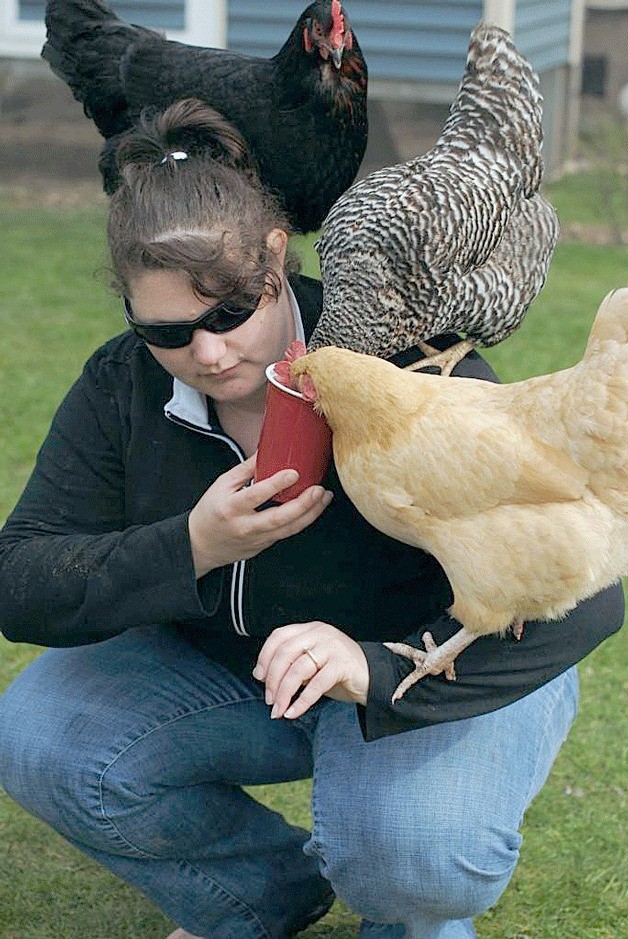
[585,288,628,354]
[450,23,544,197]
[98,133,124,195]
[42,0,151,138]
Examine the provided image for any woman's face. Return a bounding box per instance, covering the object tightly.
[127,235,295,411]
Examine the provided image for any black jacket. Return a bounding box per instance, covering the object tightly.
[0,275,623,739]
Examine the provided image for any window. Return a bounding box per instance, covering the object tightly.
[581,56,608,97]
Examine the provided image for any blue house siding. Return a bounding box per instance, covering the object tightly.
[514,0,573,71]
[18,0,574,79]
[228,1,485,84]
[19,0,185,30]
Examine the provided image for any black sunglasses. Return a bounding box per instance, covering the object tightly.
[122,293,263,348]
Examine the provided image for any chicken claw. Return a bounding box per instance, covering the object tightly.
[511,618,525,640]
[385,627,478,703]
[406,340,474,377]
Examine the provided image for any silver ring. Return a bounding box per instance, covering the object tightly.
[303,647,321,670]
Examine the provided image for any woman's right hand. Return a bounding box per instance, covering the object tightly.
[188,455,334,578]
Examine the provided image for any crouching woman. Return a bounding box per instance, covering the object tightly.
[0,100,623,938]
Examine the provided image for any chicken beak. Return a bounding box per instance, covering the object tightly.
[331,47,343,69]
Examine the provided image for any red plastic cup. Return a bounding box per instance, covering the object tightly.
[255,363,333,503]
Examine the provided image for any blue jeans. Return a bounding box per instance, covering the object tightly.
[0,625,578,938]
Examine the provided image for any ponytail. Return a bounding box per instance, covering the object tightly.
[107,99,298,301]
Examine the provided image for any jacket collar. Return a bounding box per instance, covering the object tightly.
[164,278,309,433]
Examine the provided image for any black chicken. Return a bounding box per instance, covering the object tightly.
[42,0,368,233]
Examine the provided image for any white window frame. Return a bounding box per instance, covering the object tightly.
[0,0,227,59]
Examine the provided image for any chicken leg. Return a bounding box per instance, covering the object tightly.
[385,617,526,703]
[384,628,478,703]
[405,340,475,377]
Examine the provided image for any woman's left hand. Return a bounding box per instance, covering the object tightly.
[253,622,370,720]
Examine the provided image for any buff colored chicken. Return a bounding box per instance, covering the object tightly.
[291,289,628,702]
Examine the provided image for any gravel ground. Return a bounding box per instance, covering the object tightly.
[0,70,446,206]
[1,69,624,246]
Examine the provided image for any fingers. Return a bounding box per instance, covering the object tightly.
[269,485,334,535]
[221,456,304,500]
[222,454,257,490]
[270,653,321,717]
[246,482,333,535]
[255,623,370,718]
[254,623,335,719]
[254,623,314,681]
[241,468,300,508]
[281,668,336,720]
[191,465,333,578]
[259,629,319,697]
[266,646,334,720]
[242,466,331,513]
[280,667,337,721]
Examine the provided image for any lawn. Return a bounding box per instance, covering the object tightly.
[0,175,626,938]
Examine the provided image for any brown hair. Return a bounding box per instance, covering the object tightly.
[107,99,298,304]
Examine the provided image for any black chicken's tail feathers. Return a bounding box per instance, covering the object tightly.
[451,22,544,196]
[42,0,156,137]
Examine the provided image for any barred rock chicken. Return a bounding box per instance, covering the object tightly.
[291,289,628,701]
[308,23,559,374]
[41,0,367,232]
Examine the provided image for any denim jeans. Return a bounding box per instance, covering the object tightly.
[0,625,579,938]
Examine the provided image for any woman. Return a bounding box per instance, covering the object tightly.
[0,100,622,939]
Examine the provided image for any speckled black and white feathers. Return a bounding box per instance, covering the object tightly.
[41,0,368,233]
[308,23,559,356]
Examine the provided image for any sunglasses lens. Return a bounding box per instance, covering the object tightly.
[124,295,261,347]
[136,325,195,348]
[210,306,256,333]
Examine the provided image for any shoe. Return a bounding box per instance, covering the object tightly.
[290,881,335,934]
[166,930,205,939]
[166,881,334,939]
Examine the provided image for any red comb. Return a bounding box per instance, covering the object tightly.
[272,341,307,391]
[273,360,293,386]
[284,340,307,362]
[330,0,345,49]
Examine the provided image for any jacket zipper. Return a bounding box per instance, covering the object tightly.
[164,411,250,637]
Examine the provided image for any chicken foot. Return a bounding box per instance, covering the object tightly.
[384,627,478,703]
[405,340,475,377]
[511,618,525,641]
[385,618,526,703]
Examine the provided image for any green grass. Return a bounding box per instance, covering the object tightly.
[483,241,628,379]
[543,170,627,231]
[0,203,119,520]
[543,116,627,234]
[0,178,626,937]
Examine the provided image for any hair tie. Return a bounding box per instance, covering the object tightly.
[161,150,189,165]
